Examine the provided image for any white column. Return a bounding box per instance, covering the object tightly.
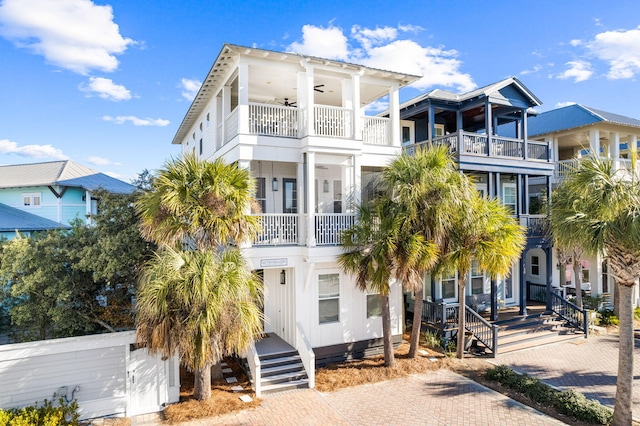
[306,152,316,246]
[485,99,493,155]
[611,132,620,169]
[85,190,92,224]
[352,154,361,209]
[589,129,600,156]
[351,73,361,140]
[221,85,231,143]
[237,61,250,134]
[297,160,306,245]
[304,66,315,137]
[389,83,400,147]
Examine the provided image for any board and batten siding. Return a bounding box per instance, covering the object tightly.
[0,331,179,420]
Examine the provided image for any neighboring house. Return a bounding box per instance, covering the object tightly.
[398,77,554,319]
[527,104,640,307]
[0,202,70,240]
[171,44,419,392]
[0,160,135,227]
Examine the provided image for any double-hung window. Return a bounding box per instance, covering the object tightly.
[318,273,340,324]
[22,192,41,207]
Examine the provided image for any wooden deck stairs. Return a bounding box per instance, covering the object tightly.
[249,333,309,394]
[494,311,584,354]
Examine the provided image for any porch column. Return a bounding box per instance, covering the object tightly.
[306,151,316,247]
[519,253,527,316]
[303,66,315,137]
[485,99,493,156]
[428,106,435,141]
[545,246,553,311]
[494,172,501,201]
[522,174,529,215]
[221,85,231,143]
[215,94,222,150]
[488,172,494,198]
[611,132,620,170]
[350,73,362,140]
[456,110,463,152]
[85,190,92,225]
[237,61,249,134]
[297,160,306,246]
[352,154,361,208]
[589,129,600,156]
[389,83,400,147]
[490,279,498,321]
[522,109,529,160]
[516,174,522,216]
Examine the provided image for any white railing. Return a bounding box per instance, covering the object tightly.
[314,105,352,138]
[315,213,356,245]
[224,108,239,145]
[245,342,262,397]
[462,132,488,154]
[493,136,523,158]
[527,141,550,160]
[520,214,547,236]
[362,116,390,145]
[249,103,298,138]
[216,123,223,150]
[556,159,580,179]
[251,214,298,246]
[296,322,315,389]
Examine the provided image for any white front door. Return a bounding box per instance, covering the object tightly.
[129,348,161,416]
[269,268,296,345]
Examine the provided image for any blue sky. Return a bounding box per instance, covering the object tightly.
[1,0,639,181]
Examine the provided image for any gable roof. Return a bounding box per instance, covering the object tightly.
[401,76,542,109]
[0,203,70,232]
[528,104,640,137]
[0,161,135,193]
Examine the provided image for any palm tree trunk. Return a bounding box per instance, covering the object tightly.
[380,294,395,367]
[612,283,634,426]
[408,286,424,358]
[193,364,212,401]
[572,258,583,308]
[456,273,467,359]
[211,361,223,380]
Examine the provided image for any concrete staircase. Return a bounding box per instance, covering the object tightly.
[258,349,309,394]
[496,312,584,354]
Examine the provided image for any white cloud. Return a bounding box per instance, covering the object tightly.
[287,24,476,93]
[555,101,577,108]
[0,139,68,159]
[558,60,593,82]
[520,65,542,75]
[180,78,201,101]
[586,26,640,79]
[288,24,350,60]
[0,0,134,75]
[365,99,389,114]
[569,39,582,47]
[87,155,121,166]
[79,77,132,101]
[102,115,170,126]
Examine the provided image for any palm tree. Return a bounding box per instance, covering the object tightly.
[135,154,263,401]
[382,146,469,357]
[136,247,263,401]
[441,192,526,359]
[339,200,437,367]
[550,154,640,425]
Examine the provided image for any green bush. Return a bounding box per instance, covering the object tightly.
[634,307,640,321]
[0,397,79,426]
[485,365,613,425]
[582,296,603,311]
[597,309,619,326]
[423,331,441,350]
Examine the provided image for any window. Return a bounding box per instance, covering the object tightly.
[400,120,414,145]
[434,123,445,137]
[366,284,382,318]
[582,260,590,284]
[502,183,517,213]
[531,255,540,276]
[22,192,42,207]
[442,271,456,299]
[319,273,340,324]
[471,262,484,294]
[206,112,210,128]
[255,177,266,213]
[199,138,203,155]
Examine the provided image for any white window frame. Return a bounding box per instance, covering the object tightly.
[318,272,340,324]
[365,284,382,318]
[531,255,540,276]
[470,261,485,295]
[401,120,415,146]
[22,192,42,208]
[502,182,517,213]
[434,123,445,137]
[441,271,457,301]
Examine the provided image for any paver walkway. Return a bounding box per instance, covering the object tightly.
[171,370,562,426]
[495,334,640,417]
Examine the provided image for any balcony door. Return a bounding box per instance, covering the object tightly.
[282,178,297,213]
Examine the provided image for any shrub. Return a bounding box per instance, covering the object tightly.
[582,296,603,311]
[423,331,441,350]
[485,365,613,425]
[597,309,619,326]
[0,397,79,426]
[634,307,640,321]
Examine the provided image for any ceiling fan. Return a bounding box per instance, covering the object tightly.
[282,98,296,107]
[314,84,324,93]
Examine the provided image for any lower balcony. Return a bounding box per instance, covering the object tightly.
[250,213,356,247]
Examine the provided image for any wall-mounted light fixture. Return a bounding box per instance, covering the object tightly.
[280,269,286,285]
[272,177,279,191]
[323,179,329,193]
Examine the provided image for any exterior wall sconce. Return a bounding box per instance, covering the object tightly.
[323,179,329,193]
[280,269,286,285]
[272,178,278,191]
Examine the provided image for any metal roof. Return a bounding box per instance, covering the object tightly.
[528,104,640,137]
[0,160,135,193]
[0,203,70,232]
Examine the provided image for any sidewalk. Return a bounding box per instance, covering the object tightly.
[168,370,562,426]
[494,334,640,417]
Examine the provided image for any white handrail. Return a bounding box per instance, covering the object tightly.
[296,322,315,389]
[245,342,261,397]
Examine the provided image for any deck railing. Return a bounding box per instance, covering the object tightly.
[245,342,262,397]
[314,213,356,245]
[556,159,580,179]
[296,322,315,389]
[314,105,352,138]
[224,108,239,145]
[361,116,390,145]
[520,214,547,237]
[550,292,589,338]
[251,214,298,246]
[464,307,499,356]
[528,141,550,160]
[249,103,298,138]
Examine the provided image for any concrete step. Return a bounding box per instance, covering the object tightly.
[498,331,584,354]
[258,349,299,362]
[261,361,305,377]
[260,354,302,368]
[261,369,308,386]
[261,378,309,394]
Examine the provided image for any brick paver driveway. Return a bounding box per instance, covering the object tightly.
[495,334,640,416]
[174,370,562,426]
